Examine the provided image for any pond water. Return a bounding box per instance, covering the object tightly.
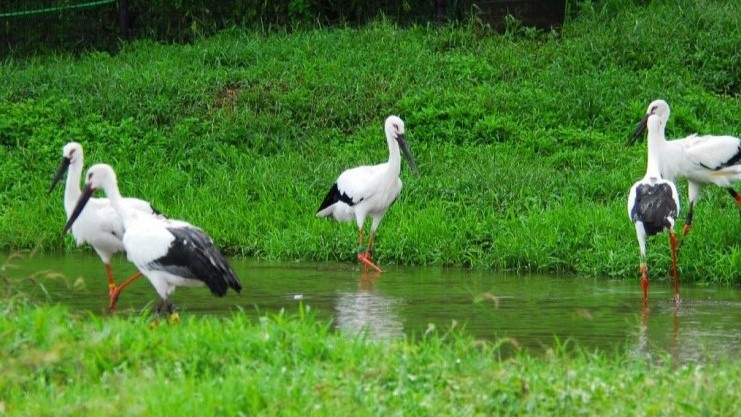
[3,252,740,361]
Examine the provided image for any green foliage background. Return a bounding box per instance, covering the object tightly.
[1,0,740,281]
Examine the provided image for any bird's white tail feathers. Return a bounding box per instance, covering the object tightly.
[713,165,741,180]
[316,202,355,222]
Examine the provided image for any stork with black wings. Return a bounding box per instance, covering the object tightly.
[63,164,242,322]
[317,115,419,272]
[628,112,681,305]
[628,99,741,239]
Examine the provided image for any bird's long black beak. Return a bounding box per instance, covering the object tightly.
[48,157,71,194]
[62,182,95,234]
[397,134,419,176]
[626,113,651,147]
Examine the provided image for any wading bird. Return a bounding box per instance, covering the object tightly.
[317,115,419,272]
[63,164,242,322]
[49,142,161,312]
[628,99,741,239]
[628,112,681,305]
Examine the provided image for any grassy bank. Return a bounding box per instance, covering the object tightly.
[1,1,740,281]
[0,294,738,416]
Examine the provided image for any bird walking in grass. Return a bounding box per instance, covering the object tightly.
[49,142,161,312]
[317,115,419,272]
[628,99,741,240]
[63,164,241,322]
[628,112,681,305]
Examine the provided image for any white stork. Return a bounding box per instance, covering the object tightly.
[628,112,681,305]
[628,99,741,238]
[316,115,419,272]
[62,164,242,321]
[48,142,161,312]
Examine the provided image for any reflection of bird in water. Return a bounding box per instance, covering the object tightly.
[634,303,681,361]
[334,274,403,339]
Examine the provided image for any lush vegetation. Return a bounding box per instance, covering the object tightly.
[1,291,739,416]
[1,0,740,282]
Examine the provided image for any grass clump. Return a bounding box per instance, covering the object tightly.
[0,1,740,282]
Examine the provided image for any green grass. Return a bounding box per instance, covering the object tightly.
[1,293,739,416]
[1,0,740,282]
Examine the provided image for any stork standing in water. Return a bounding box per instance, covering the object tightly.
[317,115,419,272]
[49,142,160,312]
[63,164,242,321]
[628,112,681,305]
[628,99,741,239]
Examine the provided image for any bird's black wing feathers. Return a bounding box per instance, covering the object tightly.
[316,183,360,213]
[699,143,741,170]
[716,144,741,169]
[632,183,678,235]
[149,226,242,296]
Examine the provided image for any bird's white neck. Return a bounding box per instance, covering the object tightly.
[386,135,401,176]
[103,182,134,227]
[64,160,83,217]
[645,119,666,179]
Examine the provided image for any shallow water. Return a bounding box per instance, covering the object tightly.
[3,252,740,360]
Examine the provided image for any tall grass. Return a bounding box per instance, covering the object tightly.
[1,1,740,282]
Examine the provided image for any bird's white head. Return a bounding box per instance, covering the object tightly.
[627,99,670,146]
[48,142,84,194]
[62,164,119,234]
[385,115,405,140]
[62,142,84,164]
[646,99,670,121]
[84,163,118,191]
[384,115,419,176]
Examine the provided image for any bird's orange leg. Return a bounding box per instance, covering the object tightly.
[731,189,741,221]
[640,262,648,303]
[681,202,694,240]
[362,230,383,273]
[109,272,143,313]
[356,229,382,273]
[105,263,116,292]
[356,229,367,271]
[669,231,680,306]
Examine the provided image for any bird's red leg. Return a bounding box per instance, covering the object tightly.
[640,262,649,303]
[681,202,694,240]
[732,189,741,221]
[360,230,383,273]
[669,231,680,306]
[109,272,143,313]
[356,229,368,272]
[675,202,694,262]
[105,263,116,293]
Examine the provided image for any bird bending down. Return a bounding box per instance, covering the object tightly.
[63,164,242,322]
[628,113,681,305]
[628,99,741,240]
[317,115,419,272]
[49,142,162,312]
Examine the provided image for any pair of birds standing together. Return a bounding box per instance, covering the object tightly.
[51,115,417,317]
[627,99,741,305]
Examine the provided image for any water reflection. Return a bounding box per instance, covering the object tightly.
[3,252,740,361]
[334,273,404,339]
